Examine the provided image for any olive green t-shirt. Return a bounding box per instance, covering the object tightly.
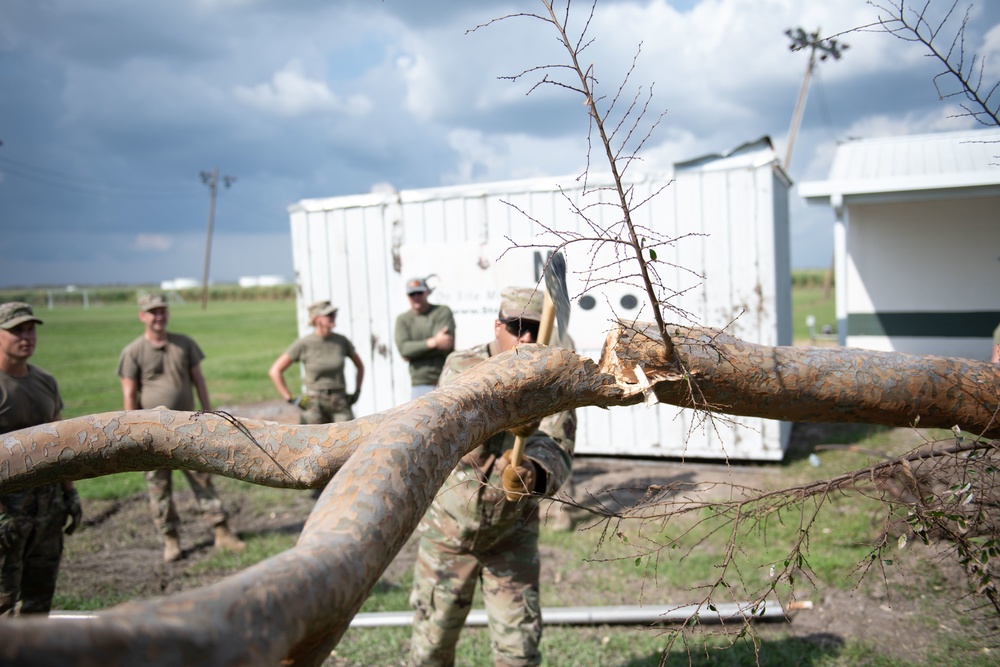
[0,365,63,435]
[284,332,355,393]
[117,333,205,411]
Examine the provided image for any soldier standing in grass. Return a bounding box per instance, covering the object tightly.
[394,277,455,400]
[269,299,365,425]
[117,293,245,563]
[408,287,576,667]
[0,302,82,615]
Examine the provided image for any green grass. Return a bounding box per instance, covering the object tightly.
[29,299,297,419]
[792,284,837,343]
[26,299,296,499]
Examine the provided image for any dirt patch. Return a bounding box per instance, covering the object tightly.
[55,402,989,664]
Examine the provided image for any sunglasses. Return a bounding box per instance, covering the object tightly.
[501,317,540,341]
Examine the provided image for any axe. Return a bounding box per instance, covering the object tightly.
[507,251,570,496]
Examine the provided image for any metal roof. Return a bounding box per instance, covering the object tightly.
[799,128,1000,206]
[290,137,783,214]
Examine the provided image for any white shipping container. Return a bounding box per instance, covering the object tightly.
[288,138,793,460]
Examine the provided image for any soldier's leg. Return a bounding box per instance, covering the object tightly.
[409,533,481,667]
[17,510,64,615]
[299,394,326,425]
[180,470,226,526]
[144,469,179,535]
[329,393,355,424]
[480,527,542,667]
[0,521,30,615]
[181,470,245,552]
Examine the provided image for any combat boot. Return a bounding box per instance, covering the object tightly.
[163,531,182,563]
[213,522,246,553]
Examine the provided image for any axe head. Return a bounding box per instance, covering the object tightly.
[544,251,570,340]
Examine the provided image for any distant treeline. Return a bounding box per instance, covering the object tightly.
[791,268,833,289]
[2,270,830,307]
[0,284,298,307]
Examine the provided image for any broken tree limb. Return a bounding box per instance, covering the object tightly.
[609,324,1000,439]
[0,323,998,665]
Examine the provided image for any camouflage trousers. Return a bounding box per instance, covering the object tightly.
[144,469,228,536]
[409,524,542,667]
[0,484,66,616]
[301,390,354,425]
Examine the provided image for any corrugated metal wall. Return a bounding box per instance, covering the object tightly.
[289,148,791,460]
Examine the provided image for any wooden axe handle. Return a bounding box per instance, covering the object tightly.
[507,289,557,485]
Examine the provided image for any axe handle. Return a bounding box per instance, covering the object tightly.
[508,289,558,473]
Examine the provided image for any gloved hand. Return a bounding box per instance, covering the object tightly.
[63,487,83,536]
[499,450,537,499]
[288,395,313,410]
[507,420,541,438]
[348,390,360,406]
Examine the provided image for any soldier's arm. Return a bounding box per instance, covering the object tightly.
[190,364,212,411]
[522,410,576,496]
[120,377,140,411]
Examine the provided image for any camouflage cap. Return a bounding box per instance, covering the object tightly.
[0,302,44,330]
[138,293,168,312]
[498,287,544,322]
[308,300,338,320]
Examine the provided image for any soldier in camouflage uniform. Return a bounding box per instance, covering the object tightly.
[118,293,244,563]
[0,302,82,616]
[269,299,365,425]
[408,287,576,667]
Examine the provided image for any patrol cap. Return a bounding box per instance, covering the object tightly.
[138,293,169,312]
[0,302,44,330]
[405,277,430,295]
[498,287,544,323]
[308,300,338,320]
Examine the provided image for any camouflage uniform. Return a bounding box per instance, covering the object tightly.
[285,332,357,425]
[0,303,73,616]
[117,326,229,536]
[409,335,576,666]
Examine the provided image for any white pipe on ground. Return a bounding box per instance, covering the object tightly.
[349,600,787,628]
[52,599,787,628]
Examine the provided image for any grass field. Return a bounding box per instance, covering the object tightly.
[29,299,298,419]
[25,283,995,666]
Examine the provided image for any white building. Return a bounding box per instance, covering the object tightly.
[288,138,793,460]
[800,128,1000,360]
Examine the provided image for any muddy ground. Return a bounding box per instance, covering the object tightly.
[54,402,993,665]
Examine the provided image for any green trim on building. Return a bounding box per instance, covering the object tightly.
[848,311,1000,338]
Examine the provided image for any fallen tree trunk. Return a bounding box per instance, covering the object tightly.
[0,323,997,666]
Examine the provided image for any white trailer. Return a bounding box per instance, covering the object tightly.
[288,137,792,460]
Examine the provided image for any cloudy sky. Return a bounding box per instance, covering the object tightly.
[1,0,997,288]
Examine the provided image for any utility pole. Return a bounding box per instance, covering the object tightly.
[783,27,848,171]
[199,167,237,310]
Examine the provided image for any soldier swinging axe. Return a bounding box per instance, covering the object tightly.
[506,251,570,499]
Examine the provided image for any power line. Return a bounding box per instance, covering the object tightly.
[0,155,204,199]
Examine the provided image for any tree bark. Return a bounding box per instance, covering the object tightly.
[0,323,997,666]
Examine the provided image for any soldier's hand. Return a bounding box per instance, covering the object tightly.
[288,395,313,410]
[499,451,537,499]
[348,390,360,406]
[507,420,541,438]
[63,487,83,536]
[432,326,454,353]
